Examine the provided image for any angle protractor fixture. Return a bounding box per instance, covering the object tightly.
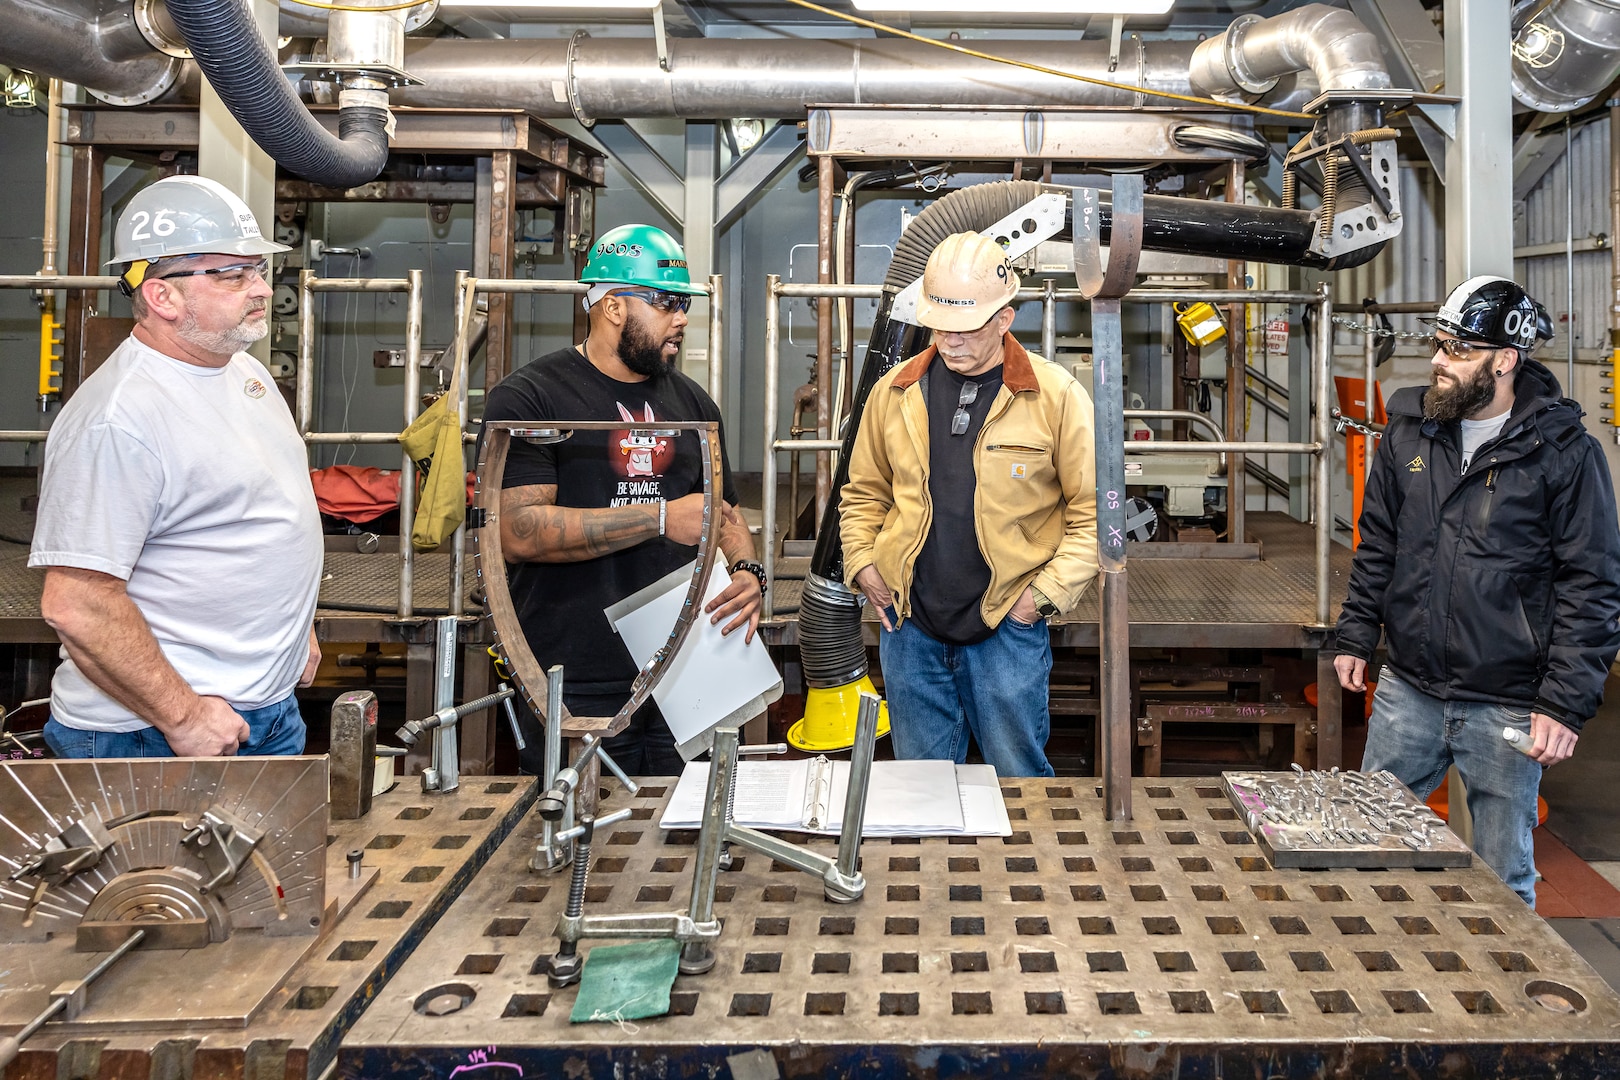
[0,757,329,948]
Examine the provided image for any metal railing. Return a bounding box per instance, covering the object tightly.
[298,269,431,618]
[761,279,1336,626]
[0,274,123,444]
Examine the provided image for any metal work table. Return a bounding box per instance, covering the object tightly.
[2,777,535,1080]
[339,777,1620,1079]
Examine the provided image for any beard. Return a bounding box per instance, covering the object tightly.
[1423,361,1497,423]
[618,310,680,378]
[176,303,268,355]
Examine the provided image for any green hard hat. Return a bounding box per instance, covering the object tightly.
[580,224,707,296]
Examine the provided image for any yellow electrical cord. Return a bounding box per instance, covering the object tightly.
[780,0,1314,121]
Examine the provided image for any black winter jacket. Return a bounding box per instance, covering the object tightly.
[1335,360,1620,730]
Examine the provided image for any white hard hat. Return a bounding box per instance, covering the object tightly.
[914,232,1019,332]
[107,175,287,267]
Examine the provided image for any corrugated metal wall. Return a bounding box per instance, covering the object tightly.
[1518,117,1611,362]
[1331,163,1446,352]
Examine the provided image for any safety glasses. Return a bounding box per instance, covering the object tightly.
[950,379,980,436]
[1422,335,1496,361]
[153,257,270,292]
[610,288,693,314]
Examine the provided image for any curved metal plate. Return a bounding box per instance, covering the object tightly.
[473,420,725,742]
[1073,176,1145,300]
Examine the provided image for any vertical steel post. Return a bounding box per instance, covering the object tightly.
[448,272,472,618]
[429,614,459,794]
[1364,311,1377,482]
[1094,296,1132,821]
[708,273,724,407]
[834,693,881,886]
[1041,277,1056,361]
[400,268,423,618]
[297,269,316,437]
[681,725,738,975]
[1566,117,1577,392]
[1314,283,1334,629]
[1074,177,1144,823]
[815,156,836,523]
[762,274,781,616]
[1225,160,1248,545]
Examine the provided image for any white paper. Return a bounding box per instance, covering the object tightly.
[823,759,964,835]
[659,759,807,829]
[606,560,783,758]
[953,764,1014,837]
[659,758,1006,837]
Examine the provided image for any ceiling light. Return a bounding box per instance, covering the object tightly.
[437,0,662,8]
[852,0,1172,12]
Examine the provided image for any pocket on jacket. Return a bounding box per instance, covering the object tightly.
[1448,568,1539,691]
[986,443,1050,455]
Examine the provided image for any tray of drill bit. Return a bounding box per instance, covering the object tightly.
[1221,767,1473,870]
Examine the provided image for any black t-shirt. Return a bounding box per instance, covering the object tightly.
[909,356,1003,646]
[481,345,738,697]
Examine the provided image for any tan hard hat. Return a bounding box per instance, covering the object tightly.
[914,232,1019,332]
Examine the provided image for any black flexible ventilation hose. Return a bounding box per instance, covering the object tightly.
[794,178,1385,690]
[165,0,390,188]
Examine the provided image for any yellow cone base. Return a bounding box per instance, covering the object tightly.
[786,675,891,752]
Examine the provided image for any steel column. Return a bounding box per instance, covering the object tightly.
[1226,160,1248,545]
[401,269,423,618]
[60,145,102,401]
[1443,0,1514,278]
[815,156,836,524]
[763,274,781,615]
[683,122,717,395]
[479,151,518,389]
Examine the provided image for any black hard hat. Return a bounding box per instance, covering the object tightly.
[1432,275,1554,352]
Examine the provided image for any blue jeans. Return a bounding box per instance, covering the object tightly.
[1361,667,1543,906]
[879,613,1054,777]
[43,694,307,758]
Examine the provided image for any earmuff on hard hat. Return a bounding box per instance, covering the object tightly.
[914,232,1020,332]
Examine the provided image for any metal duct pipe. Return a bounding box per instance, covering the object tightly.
[393,35,1320,120]
[1189,3,1392,100]
[1511,0,1620,113]
[0,0,182,105]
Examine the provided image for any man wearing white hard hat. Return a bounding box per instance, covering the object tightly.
[30,174,323,758]
[840,231,1099,778]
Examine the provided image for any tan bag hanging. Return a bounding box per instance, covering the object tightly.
[400,275,475,551]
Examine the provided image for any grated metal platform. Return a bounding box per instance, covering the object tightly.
[338,777,1620,1079]
[764,513,1355,649]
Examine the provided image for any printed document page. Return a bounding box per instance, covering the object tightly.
[660,759,810,830]
[823,759,964,835]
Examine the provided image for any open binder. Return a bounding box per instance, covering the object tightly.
[658,758,1012,838]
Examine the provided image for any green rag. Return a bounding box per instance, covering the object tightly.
[569,939,683,1024]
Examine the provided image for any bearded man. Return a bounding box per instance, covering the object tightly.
[482,224,762,774]
[33,175,322,758]
[1334,276,1620,906]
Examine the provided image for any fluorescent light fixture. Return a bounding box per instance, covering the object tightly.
[852,0,1172,12]
[437,0,662,8]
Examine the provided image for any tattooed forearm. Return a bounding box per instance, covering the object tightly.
[500,485,659,563]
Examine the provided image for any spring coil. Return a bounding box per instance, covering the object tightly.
[1318,154,1340,240]
[563,836,592,917]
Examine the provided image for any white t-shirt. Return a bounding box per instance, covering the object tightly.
[1460,411,1511,473]
[30,336,323,732]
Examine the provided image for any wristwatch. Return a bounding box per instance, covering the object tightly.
[730,558,767,591]
[1030,586,1060,620]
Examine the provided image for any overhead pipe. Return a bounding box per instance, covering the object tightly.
[163,0,402,188]
[1511,0,1620,113]
[0,0,183,105]
[392,35,1321,120]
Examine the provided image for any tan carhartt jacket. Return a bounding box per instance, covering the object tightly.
[840,334,1099,629]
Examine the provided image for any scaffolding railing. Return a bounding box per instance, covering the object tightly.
[0,274,123,444]
[761,279,1336,626]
